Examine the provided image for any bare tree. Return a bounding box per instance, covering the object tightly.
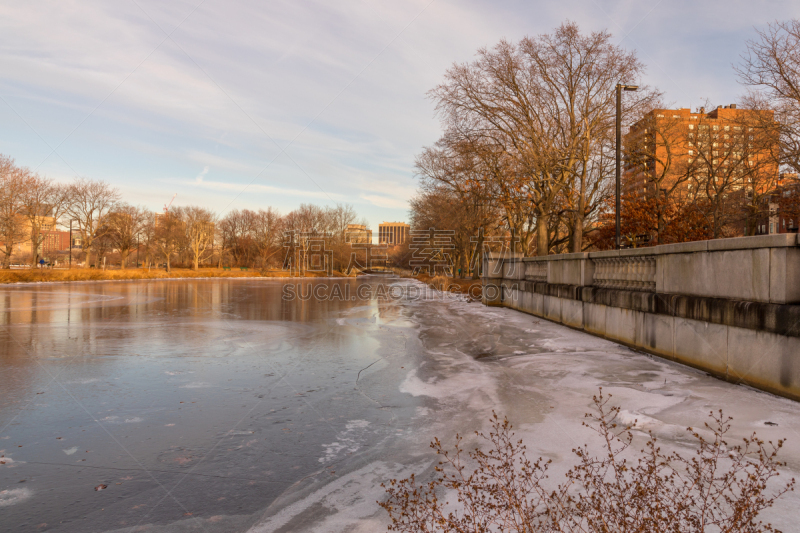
[0,156,29,269]
[219,209,256,266]
[153,212,184,272]
[251,207,282,269]
[106,204,148,268]
[430,23,656,255]
[18,171,69,267]
[65,178,120,268]
[737,19,800,172]
[174,206,216,270]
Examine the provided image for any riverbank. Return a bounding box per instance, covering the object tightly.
[0,267,348,284]
[393,268,482,298]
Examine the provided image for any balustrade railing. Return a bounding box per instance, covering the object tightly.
[592,256,656,292]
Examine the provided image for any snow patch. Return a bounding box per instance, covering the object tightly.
[180,382,212,389]
[319,420,371,464]
[0,488,32,507]
[248,461,425,533]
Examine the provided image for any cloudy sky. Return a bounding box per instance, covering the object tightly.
[1,0,799,229]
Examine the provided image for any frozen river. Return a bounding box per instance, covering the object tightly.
[1,277,799,532]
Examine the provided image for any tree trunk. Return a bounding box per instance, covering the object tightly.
[536,215,549,256]
[571,212,584,253]
[165,254,171,272]
[193,254,199,270]
[120,250,128,269]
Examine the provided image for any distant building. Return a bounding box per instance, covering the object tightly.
[40,230,71,254]
[754,173,800,235]
[345,224,372,244]
[378,222,409,245]
[3,216,71,256]
[623,104,779,201]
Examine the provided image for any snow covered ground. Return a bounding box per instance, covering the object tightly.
[249,279,800,533]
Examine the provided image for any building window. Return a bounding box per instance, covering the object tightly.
[770,222,775,234]
[688,150,694,155]
[688,125,694,130]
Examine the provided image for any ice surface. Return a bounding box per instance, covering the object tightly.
[2,278,799,532]
[248,280,800,532]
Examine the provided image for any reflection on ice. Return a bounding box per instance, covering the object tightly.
[1,278,799,532]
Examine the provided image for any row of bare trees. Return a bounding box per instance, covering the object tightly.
[411,21,800,256]
[0,156,118,269]
[0,155,368,271]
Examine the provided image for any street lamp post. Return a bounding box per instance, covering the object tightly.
[68,219,78,269]
[616,83,638,250]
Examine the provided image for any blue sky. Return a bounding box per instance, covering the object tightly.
[1,0,799,229]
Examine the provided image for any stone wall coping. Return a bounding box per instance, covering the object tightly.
[522,252,590,262]
[652,240,709,255]
[506,234,799,262]
[587,250,620,259]
[483,252,524,259]
[706,233,798,251]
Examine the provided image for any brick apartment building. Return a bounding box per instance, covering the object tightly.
[623,104,779,201]
[0,215,71,258]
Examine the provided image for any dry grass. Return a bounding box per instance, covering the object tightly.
[393,269,482,299]
[0,267,342,284]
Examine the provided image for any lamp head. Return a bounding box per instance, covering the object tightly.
[623,85,639,91]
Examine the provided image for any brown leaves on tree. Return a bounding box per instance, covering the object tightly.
[380,390,795,532]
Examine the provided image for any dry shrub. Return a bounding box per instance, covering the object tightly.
[380,390,795,532]
[429,275,451,291]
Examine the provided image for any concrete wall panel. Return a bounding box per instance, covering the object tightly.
[635,312,675,360]
[673,318,728,376]
[605,306,636,346]
[542,295,562,323]
[661,249,770,302]
[583,302,607,336]
[727,327,800,398]
[561,299,584,329]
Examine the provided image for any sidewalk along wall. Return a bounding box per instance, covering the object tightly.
[482,234,800,401]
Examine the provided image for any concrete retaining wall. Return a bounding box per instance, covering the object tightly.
[483,234,800,400]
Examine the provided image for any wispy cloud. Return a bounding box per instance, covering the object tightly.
[1,0,798,227]
[359,194,409,210]
[185,176,344,201]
